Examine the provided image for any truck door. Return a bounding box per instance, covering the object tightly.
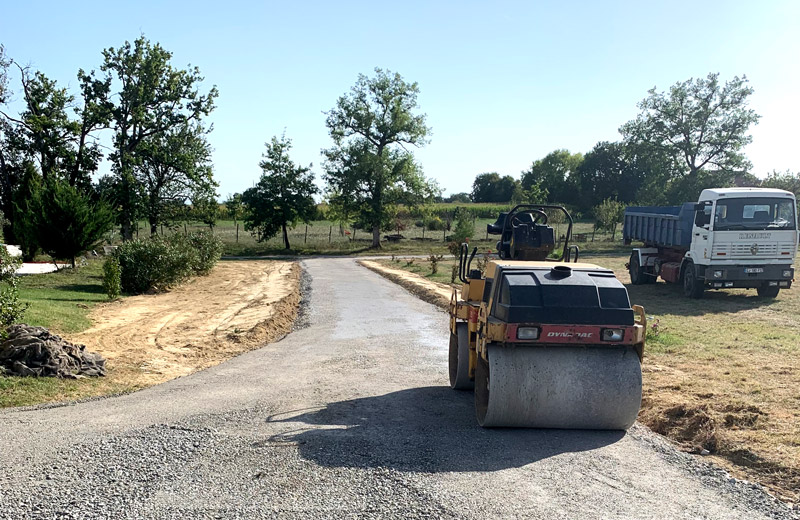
[690,201,712,263]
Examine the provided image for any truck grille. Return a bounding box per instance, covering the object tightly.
[712,242,795,258]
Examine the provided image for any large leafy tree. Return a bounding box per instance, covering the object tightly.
[101,36,218,240]
[620,73,759,179]
[471,172,522,203]
[323,68,434,248]
[242,134,318,250]
[520,149,583,205]
[0,67,110,189]
[574,142,648,210]
[136,123,217,235]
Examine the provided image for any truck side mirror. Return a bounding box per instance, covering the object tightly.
[694,207,711,227]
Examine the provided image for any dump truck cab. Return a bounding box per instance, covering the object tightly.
[450,205,646,429]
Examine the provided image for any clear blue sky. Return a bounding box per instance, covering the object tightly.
[1,0,798,199]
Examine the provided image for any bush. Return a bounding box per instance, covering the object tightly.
[102,257,122,300]
[114,232,222,294]
[185,231,223,275]
[428,254,443,274]
[424,217,445,231]
[0,246,26,327]
[451,214,475,244]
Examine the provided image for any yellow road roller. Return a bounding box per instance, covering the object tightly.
[449,205,646,429]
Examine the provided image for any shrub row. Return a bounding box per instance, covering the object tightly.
[109,231,223,295]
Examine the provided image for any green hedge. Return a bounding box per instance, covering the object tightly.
[114,232,223,294]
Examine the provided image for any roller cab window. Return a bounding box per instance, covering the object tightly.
[713,198,796,231]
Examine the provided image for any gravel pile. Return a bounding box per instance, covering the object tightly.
[0,323,105,378]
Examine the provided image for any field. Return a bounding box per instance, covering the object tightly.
[373,253,800,502]
[142,217,627,257]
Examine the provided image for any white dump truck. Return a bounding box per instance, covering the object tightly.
[623,188,798,298]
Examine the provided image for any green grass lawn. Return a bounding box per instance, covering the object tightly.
[17,259,108,333]
[0,258,133,408]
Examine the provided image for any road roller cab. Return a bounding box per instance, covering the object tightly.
[449,205,646,429]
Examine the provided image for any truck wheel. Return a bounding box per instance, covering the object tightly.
[629,254,645,285]
[682,263,704,299]
[756,285,780,298]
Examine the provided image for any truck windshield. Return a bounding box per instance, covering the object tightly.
[714,198,796,231]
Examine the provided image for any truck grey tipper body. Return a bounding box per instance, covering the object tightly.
[623,188,798,298]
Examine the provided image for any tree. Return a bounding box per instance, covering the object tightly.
[620,73,759,179]
[594,198,625,241]
[521,149,583,205]
[444,192,471,203]
[451,209,475,243]
[224,192,244,242]
[761,170,800,196]
[243,134,318,250]
[101,36,218,241]
[190,192,220,231]
[0,45,9,104]
[471,172,522,202]
[11,162,42,260]
[323,68,433,248]
[31,178,114,268]
[136,123,216,235]
[524,182,549,204]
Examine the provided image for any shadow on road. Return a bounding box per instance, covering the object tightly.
[265,386,624,473]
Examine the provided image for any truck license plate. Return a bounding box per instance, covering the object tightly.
[744,268,764,274]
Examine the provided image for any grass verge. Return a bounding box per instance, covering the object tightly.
[1,259,139,408]
[370,254,800,503]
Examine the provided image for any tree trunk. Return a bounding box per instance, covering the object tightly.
[282,222,291,250]
[236,222,239,243]
[122,219,133,242]
[372,226,381,248]
[150,219,158,236]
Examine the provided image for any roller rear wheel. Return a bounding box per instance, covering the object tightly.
[449,323,473,390]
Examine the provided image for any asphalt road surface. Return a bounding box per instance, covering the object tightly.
[0,259,794,519]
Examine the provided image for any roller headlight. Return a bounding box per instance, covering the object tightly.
[783,270,792,278]
[517,327,540,340]
[713,270,723,279]
[601,328,624,342]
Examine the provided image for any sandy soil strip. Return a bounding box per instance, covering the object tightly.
[68,260,300,388]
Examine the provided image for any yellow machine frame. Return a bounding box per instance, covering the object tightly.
[450,259,647,380]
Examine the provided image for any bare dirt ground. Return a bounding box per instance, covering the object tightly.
[69,260,300,390]
[362,258,800,505]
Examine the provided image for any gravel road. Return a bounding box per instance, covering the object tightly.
[0,259,795,519]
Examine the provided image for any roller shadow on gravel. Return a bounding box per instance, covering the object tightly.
[265,386,624,473]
